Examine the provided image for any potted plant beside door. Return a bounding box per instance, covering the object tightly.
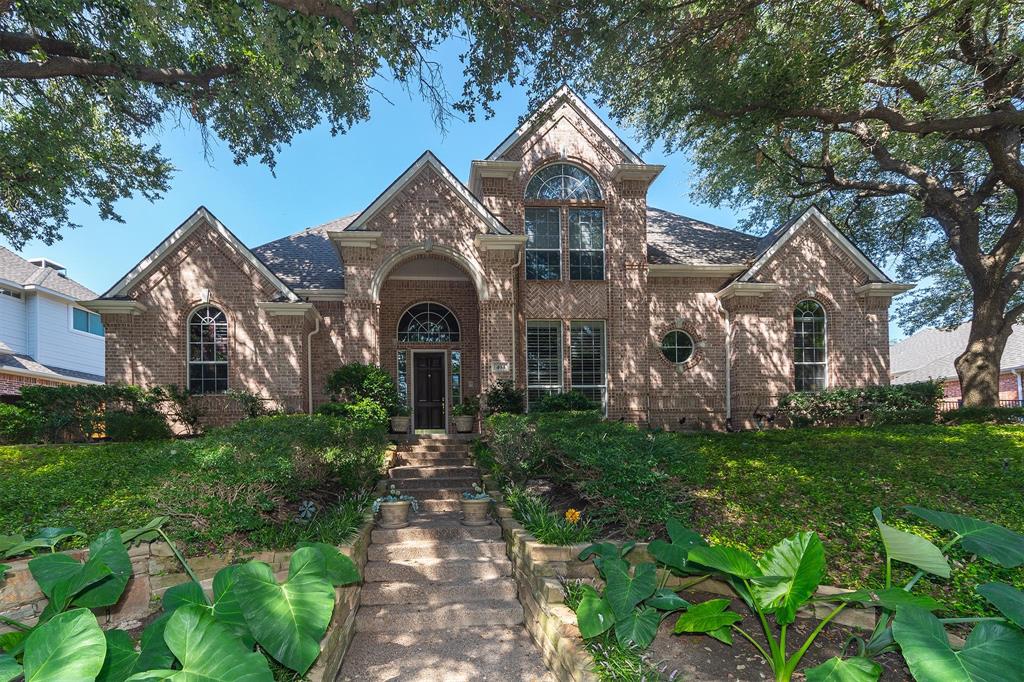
[453,395,479,433]
[390,401,411,434]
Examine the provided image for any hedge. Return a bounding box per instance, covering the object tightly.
[777,380,943,426]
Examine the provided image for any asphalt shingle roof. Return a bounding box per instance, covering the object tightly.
[251,214,356,290]
[645,207,761,265]
[0,247,97,300]
[891,322,1024,384]
[0,353,104,386]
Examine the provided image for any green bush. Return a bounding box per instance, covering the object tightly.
[19,383,160,442]
[324,363,397,414]
[483,379,525,414]
[104,410,172,441]
[483,413,542,484]
[532,390,598,413]
[941,405,1024,424]
[503,485,596,545]
[151,383,205,435]
[226,388,270,419]
[0,403,41,444]
[777,380,943,426]
[316,397,388,427]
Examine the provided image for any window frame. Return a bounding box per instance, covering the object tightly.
[567,208,605,281]
[525,207,562,281]
[396,302,461,344]
[70,306,104,337]
[570,320,607,413]
[793,299,828,392]
[660,330,695,365]
[187,305,229,395]
[525,320,563,410]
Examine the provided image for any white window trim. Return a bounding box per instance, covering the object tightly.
[186,304,229,395]
[568,208,605,281]
[570,320,608,415]
[524,208,562,281]
[794,301,828,391]
[526,320,563,411]
[68,305,104,339]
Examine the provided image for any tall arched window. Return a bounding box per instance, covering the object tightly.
[524,163,604,281]
[188,306,228,394]
[794,300,827,391]
[397,302,460,343]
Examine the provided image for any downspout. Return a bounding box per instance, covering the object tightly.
[509,244,524,384]
[1015,369,1023,404]
[306,311,321,414]
[715,298,732,422]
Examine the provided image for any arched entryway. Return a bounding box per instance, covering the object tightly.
[378,254,481,433]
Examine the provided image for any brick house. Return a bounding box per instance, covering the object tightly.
[87,87,911,431]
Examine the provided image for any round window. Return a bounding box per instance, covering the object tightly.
[661,330,694,364]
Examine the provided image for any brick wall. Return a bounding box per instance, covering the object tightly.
[943,373,1020,401]
[0,372,72,398]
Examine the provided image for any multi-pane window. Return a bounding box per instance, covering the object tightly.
[397,302,460,343]
[661,330,694,364]
[73,308,104,336]
[525,208,561,280]
[526,164,602,201]
[450,350,462,406]
[570,321,606,409]
[794,300,827,391]
[396,350,409,405]
[568,209,604,280]
[526,321,562,408]
[188,306,228,394]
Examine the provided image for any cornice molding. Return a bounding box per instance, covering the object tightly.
[474,234,528,252]
[81,299,147,315]
[256,301,317,317]
[613,163,665,184]
[855,282,915,298]
[715,282,780,301]
[329,231,383,249]
[649,263,747,278]
[295,289,346,301]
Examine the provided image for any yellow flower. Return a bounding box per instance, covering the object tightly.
[565,508,581,525]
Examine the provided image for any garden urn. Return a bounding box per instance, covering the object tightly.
[377,501,412,529]
[454,415,475,433]
[460,498,491,526]
[390,415,410,434]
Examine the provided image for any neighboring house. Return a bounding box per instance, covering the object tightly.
[87,87,910,431]
[0,248,105,400]
[891,322,1024,402]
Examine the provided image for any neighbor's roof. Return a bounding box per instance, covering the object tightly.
[0,352,104,386]
[891,322,1024,384]
[0,247,97,300]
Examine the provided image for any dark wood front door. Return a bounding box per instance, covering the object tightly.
[413,352,445,430]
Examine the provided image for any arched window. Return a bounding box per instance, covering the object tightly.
[188,306,228,394]
[397,303,460,343]
[660,330,694,364]
[794,300,827,391]
[524,163,604,281]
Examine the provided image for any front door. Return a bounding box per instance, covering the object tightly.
[413,352,445,430]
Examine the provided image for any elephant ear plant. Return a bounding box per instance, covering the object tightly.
[0,517,361,682]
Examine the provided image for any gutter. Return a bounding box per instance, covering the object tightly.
[509,244,524,383]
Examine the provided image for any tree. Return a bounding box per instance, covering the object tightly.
[500,0,1022,406]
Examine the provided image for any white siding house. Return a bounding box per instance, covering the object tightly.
[0,248,105,397]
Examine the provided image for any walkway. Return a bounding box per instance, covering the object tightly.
[338,436,553,681]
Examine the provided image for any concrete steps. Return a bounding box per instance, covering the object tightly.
[360,577,517,605]
[398,456,472,467]
[389,465,479,480]
[355,600,525,632]
[368,539,508,562]
[363,556,512,582]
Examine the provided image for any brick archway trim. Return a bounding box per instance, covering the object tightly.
[370,244,488,304]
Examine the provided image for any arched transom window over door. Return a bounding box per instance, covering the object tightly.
[524,163,605,281]
[188,306,228,394]
[397,302,460,343]
[794,300,827,392]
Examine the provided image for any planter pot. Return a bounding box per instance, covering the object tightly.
[460,498,491,526]
[377,501,412,529]
[454,415,475,433]
[390,416,410,434]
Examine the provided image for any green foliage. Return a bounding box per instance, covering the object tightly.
[452,394,480,417]
[777,382,943,427]
[482,379,525,415]
[0,527,85,559]
[22,608,106,681]
[227,389,270,420]
[152,384,205,436]
[532,390,599,413]
[0,404,41,445]
[316,397,388,427]
[29,529,131,618]
[18,383,166,443]
[482,414,542,484]
[104,410,172,442]
[942,406,1024,424]
[503,485,596,545]
[324,363,397,415]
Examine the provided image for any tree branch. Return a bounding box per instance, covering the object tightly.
[0,55,234,84]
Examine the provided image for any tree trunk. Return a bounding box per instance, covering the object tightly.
[954,310,1013,407]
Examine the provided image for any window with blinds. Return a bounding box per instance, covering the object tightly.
[526,321,562,409]
[570,321,606,409]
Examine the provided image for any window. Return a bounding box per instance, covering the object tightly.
[72,308,104,336]
[661,330,694,364]
[188,306,228,395]
[397,302,460,343]
[525,208,561,280]
[526,163,603,201]
[451,350,462,405]
[571,321,606,409]
[0,287,21,299]
[794,300,827,391]
[526,321,562,408]
[568,209,604,280]
[397,350,409,405]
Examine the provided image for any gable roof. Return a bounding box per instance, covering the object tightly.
[0,246,97,300]
[251,215,355,290]
[101,207,300,302]
[646,207,760,266]
[486,85,645,164]
[343,151,510,235]
[892,322,1024,384]
[0,352,104,386]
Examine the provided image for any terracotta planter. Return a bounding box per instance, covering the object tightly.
[390,416,410,434]
[460,498,491,526]
[454,415,475,433]
[377,501,412,529]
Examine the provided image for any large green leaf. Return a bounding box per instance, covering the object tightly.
[236,548,334,674]
[132,613,174,674]
[907,507,1024,568]
[120,517,168,547]
[976,583,1024,629]
[804,656,882,682]
[22,608,106,681]
[674,598,743,633]
[0,654,22,682]
[614,607,660,649]
[873,508,950,578]
[5,528,85,558]
[125,606,273,682]
[750,531,825,625]
[36,556,112,620]
[211,565,254,647]
[97,630,139,682]
[650,521,707,573]
[603,561,657,621]
[297,542,360,587]
[687,545,761,579]
[893,606,1024,682]
[831,587,942,611]
[646,587,690,612]
[576,586,615,639]
[162,581,209,613]
[29,529,132,614]
[76,529,132,608]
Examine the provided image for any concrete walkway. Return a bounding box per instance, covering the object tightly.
[338,437,553,681]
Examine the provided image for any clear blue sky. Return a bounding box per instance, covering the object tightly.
[8,43,907,339]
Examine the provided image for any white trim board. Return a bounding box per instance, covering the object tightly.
[343,152,510,235]
[102,207,300,302]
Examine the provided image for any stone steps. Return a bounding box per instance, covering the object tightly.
[368,539,508,562]
[395,478,477,491]
[389,465,479,480]
[398,456,472,467]
[360,577,517,606]
[371,520,501,544]
[416,499,462,513]
[363,556,513,583]
[355,600,524,632]
[403,488,467,501]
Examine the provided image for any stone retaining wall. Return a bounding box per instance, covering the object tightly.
[0,520,374,680]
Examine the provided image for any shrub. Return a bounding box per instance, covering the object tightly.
[104,410,172,441]
[941,405,1024,424]
[483,413,542,484]
[483,379,524,414]
[325,363,397,414]
[316,397,389,427]
[19,383,158,442]
[533,390,598,413]
[0,403,41,444]
[503,485,596,545]
[453,394,480,417]
[226,388,269,419]
[777,380,943,427]
[151,384,205,435]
